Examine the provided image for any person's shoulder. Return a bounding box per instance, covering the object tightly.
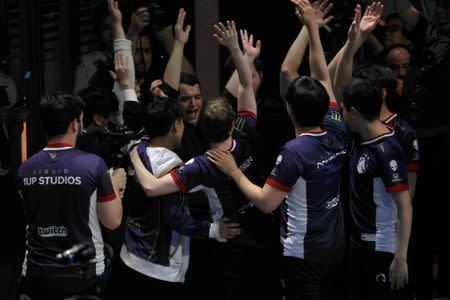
[147,147,183,177]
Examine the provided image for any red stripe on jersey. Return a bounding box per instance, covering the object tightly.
[406,163,420,171]
[329,102,339,108]
[266,178,291,193]
[45,143,74,148]
[237,111,257,121]
[98,194,116,202]
[170,170,188,193]
[386,184,409,193]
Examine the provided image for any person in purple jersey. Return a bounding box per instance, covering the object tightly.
[17,93,124,300]
[208,1,348,299]
[340,76,413,300]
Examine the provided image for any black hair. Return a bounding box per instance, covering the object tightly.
[143,96,184,139]
[285,76,329,127]
[40,93,86,139]
[353,64,398,111]
[198,97,236,144]
[342,77,383,121]
[180,72,201,88]
[77,87,119,127]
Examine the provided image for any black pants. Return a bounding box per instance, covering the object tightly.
[19,273,104,300]
[105,258,183,300]
[349,247,412,300]
[281,256,339,300]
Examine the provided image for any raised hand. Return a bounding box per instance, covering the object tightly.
[109,53,131,90]
[240,29,261,58]
[128,7,150,35]
[359,2,383,39]
[348,5,361,44]
[311,0,334,28]
[175,8,191,45]
[213,21,239,50]
[291,0,315,27]
[107,0,122,26]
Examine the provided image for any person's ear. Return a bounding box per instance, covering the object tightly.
[350,106,358,121]
[382,88,388,101]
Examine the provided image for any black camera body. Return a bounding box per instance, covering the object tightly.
[77,122,138,168]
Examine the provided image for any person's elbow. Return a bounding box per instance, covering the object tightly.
[103,217,122,230]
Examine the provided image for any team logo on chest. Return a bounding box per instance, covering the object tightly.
[357,153,369,174]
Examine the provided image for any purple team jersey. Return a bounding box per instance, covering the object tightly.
[349,127,409,254]
[17,143,116,278]
[267,104,348,264]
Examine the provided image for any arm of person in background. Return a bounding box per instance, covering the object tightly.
[292,0,336,103]
[390,189,413,290]
[207,150,287,213]
[156,25,195,75]
[223,29,261,99]
[280,0,333,98]
[214,21,256,115]
[97,164,125,230]
[333,3,383,100]
[165,194,241,240]
[108,0,137,124]
[394,0,420,32]
[127,7,150,63]
[163,8,191,92]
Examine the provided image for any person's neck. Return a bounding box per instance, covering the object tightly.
[210,136,233,151]
[295,125,323,137]
[149,136,175,151]
[359,119,390,141]
[48,135,76,147]
[379,101,394,121]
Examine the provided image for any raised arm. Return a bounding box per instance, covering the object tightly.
[214,21,256,115]
[163,8,191,91]
[156,25,195,75]
[280,0,334,98]
[394,0,420,32]
[224,30,261,98]
[207,150,287,214]
[390,189,412,290]
[333,3,383,100]
[130,147,179,197]
[293,0,336,102]
[127,7,150,60]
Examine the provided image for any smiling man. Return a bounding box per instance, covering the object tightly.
[178,72,203,126]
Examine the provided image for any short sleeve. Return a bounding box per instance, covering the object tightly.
[266,147,303,193]
[380,147,409,193]
[403,133,420,172]
[321,104,347,137]
[96,158,117,203]
[233,112,257,146]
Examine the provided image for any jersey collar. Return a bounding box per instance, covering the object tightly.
[44,143,74,150]
[383,112,398,123]
[360,125,395,145]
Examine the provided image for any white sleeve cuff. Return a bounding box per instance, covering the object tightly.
[209,222,221,239]
[113,39,132,52]
[123,89,138,102]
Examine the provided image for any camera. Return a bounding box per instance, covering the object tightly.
[133,0,169,31]
[78,122,138,168]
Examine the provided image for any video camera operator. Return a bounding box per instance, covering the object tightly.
[17,93,124,299]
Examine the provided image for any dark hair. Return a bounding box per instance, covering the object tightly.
[342,77,383,121]
[40,93,86,139]
[143,96,184,139]
[198,97,236,144]
[377,43,411,65]
[77,87,119,127]
[285,76,329,127]
[180,72,201,88]
[353,64,398,111]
